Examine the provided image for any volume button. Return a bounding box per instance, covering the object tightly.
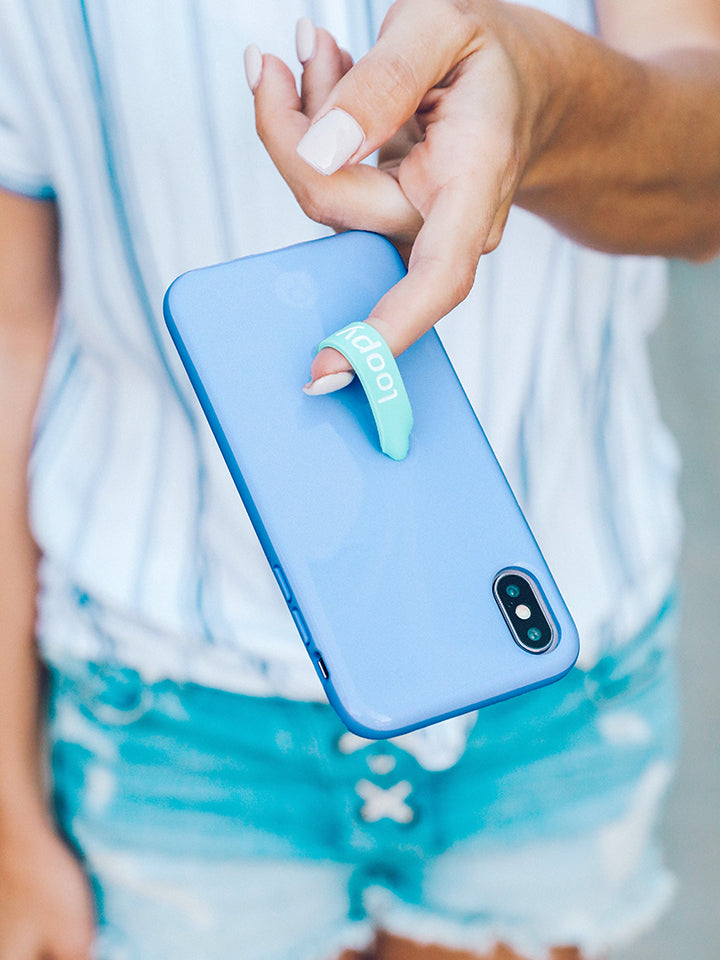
[272,565,293,603]
[290,608,312,648]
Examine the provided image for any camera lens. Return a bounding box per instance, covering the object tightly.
[493,569,555,654]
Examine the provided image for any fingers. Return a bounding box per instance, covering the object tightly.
[308,107,517,386]
[50,936,96,960]
[305,38,526,388]
[248,29,422,241]
[295,0,481,174]
[247,6,522,396]
[307,175,495,384]
[0,916,94,960]
[298,22,350,118]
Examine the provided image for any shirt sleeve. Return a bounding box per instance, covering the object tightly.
[0,3,55,199]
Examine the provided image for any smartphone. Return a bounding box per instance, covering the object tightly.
[164,231,579,738]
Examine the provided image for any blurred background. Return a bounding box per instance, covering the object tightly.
[616,258,720,959]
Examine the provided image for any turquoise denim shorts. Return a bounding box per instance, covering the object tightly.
[46,597,679,960]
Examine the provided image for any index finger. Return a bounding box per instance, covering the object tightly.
[308,172,500,383]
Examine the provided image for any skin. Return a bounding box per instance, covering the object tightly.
[1,0,720,957]
[0,190,96,958]
[248,0,720,388]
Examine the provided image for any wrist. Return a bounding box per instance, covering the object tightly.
[504,4,656,205]
[498,3,576,168]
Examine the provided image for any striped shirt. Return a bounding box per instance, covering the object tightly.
[1,0,681,728]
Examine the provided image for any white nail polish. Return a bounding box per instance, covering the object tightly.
[296,109,365,176]
[244,44,262,92]
[302,371,355,396]
[296,17,316,64]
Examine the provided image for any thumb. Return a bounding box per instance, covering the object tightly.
[296,0,477,175]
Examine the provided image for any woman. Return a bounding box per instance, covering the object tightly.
[1,1,719,958]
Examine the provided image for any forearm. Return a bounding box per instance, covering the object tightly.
[0,321,56,832]
[511,5,720,258]
[251,0,719,381]
[0,191,59,834]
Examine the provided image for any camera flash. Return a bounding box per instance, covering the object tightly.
[515,604,532,620]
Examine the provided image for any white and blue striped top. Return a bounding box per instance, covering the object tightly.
[1,1,681,715]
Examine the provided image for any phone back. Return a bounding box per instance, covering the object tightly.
[164,231,579,738]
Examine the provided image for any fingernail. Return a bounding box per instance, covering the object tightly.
[302,371,355,396]
[244,44,262,92]
[296,17,316,64]
[296,109,365,176]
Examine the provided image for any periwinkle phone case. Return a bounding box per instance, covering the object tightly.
[164,231,579,738]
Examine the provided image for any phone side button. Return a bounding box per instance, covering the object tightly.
[290,607,312,647]
[316,656,329,680]
[272,565,293,603]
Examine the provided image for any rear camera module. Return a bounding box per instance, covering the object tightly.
[493,570,555,654]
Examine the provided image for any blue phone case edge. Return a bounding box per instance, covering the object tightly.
[163,234,580,739]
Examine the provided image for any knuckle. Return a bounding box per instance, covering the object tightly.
[445,0,482,51]
[253,111,271,145]
[483,225,505,254]
[356,53,421,112]
[500,144,523,197]
[296,184,340,229]
[397,151,437,215]
[453,259,477,302]
[297,187,326,224]
[417,252,476,306]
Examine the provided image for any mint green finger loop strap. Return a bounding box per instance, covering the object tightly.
[317,322,413,461]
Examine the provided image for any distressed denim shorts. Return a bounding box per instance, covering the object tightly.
[46,597,679,960]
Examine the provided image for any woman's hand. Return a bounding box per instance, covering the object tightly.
[245,20,424,259]
[246,0,720,390]
[246,0,554,389]
[0,816,96,960]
